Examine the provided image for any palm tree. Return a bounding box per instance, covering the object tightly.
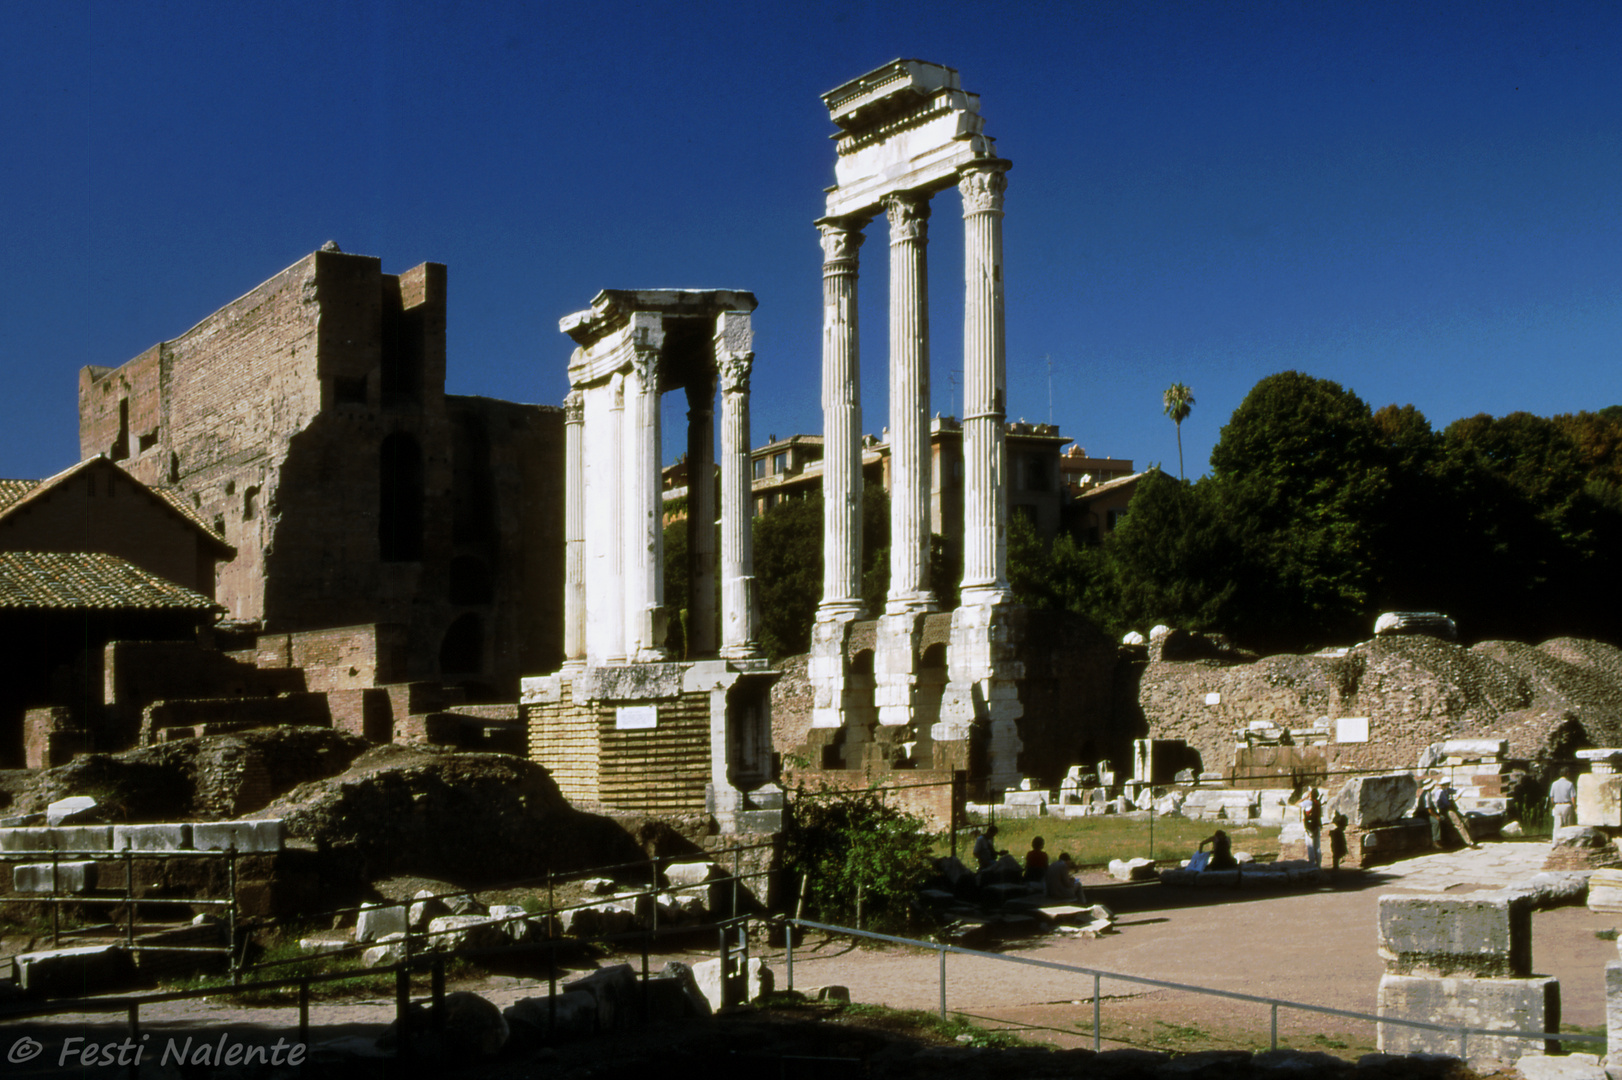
[1163,383,1195,480]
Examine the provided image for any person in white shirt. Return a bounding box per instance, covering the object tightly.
[1550,771,1577,828]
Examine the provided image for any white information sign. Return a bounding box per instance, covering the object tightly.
[1204,692,1221,706]
[616,705,658,731]
[1336,716,1370,743]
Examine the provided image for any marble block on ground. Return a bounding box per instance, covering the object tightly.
[1378,893,1531,977]
[1377,973,1559,1066]
[1331,773,1418,828]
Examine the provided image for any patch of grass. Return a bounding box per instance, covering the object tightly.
[1312,1033,1350,1050]
[947,815,1282,868]
[834,1001,1036,1049]
[1596,928,1618,941]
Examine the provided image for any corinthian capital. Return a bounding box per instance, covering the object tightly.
[818,218,867,265]
[719,353,753,394]
[563,389,584,425]
[884,193,931,243]
[958,164,1008,214]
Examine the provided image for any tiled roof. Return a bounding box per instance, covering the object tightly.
[0,458,232,553]
[0,551,220,612]
[0,479,35,512]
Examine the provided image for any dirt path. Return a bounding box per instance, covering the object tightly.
[5,843,1611,1068]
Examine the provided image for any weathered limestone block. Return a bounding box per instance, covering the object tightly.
[657,960,712,1016]
[356,904,409,942]
[1587,868,1622,915]
[564,963,640,1031]
[664,861,719,888]
[113,824,191,852]
[1378,893,1531,977]
[192,819,285,852]
[51,826,114,852]
[361,933,407,968]
[1514,1053,1605,1080]
[691,956,773,1011]
[1607,961,1622,1072]
[1376,973,1559,1064]
[1441,738,1508,760]
[1109,858,1157,882]
[427,915,508,952]
[0,828,52,852]
[13,944,135,995]
[15,860,98,893]
[1330,773,1418,828]
[410,889,451,929]
[504,991,597,1041]
[1577,773,1622,828]
[487,905,537,942]
[46,796,100,825]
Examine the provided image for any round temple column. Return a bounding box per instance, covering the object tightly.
[622,338,667,661]
[959,161,1013,604]
[562,390,587,668]
[816,217,867,619]
[717,313,760,657]
[685,375,718,657]
[885,192,935,614]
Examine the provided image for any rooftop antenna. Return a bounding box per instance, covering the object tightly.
[1043,354,1053,425]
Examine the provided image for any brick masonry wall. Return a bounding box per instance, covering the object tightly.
[526,682,713,817]
[77,249,565,699]
[103,640,303,749]
[141,694,332,745]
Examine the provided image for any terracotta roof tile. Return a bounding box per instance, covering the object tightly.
[0,479,36,512]
[0,551,219,612]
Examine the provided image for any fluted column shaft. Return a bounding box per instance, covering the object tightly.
[885,192,935,614]
[685,375,718,657]
[816,218,867,618]
[959,162,1012,603]
[562,390,587,667]
[718,311,760,657]
[623,329,667,661]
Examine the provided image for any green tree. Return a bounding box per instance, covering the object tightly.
[752,487,892,659]
[782,785,937,929]
[1207,371,1391,650]
[1162,382,1195,481]
[1102,468,1241,635]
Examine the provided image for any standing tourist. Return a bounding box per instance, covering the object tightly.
[1300,786,1323,867]
[1549,770,1577,828]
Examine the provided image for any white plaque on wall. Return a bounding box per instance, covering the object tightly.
[1336,716,1369,743]
[616,705,658,730]
[1204,692,1221,706]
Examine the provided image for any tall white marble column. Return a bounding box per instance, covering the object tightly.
[884,192,935,615]
[685,374,717,657]
[816,217,867,621]
[622,315,668,662]
[717,311,760,658]
[562,390,587,669]
[958,161,1013,604]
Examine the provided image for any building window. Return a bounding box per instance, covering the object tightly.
[753,458,765,480]
[773,452,788,475]
[379,432,425,561]
[243,486,259,521]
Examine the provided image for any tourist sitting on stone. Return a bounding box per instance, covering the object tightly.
[1024,836,1050,882]
[1045,852,1085,900]
[972,825,1000,871]
[1197,829,1238,870]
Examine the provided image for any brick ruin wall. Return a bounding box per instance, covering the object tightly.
[78,249,565,699]
[1132,636,1622,780]
[526,682,713,818]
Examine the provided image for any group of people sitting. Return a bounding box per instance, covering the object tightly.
[971,826,1086,901]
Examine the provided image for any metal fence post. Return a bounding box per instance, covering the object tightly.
[938,946,947,1018]
[1270,1002,1278,1050]
[395,965,412,1055]
[298,979,310,1048]
[785,920,794,991]
[227,849,239,986]
[1093,973,1101,1051]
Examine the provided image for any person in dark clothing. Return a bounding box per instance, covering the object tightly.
[1024,836,1050,882]
[1197,829,1238,870]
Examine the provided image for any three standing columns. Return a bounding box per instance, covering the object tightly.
[814,161,1014,628]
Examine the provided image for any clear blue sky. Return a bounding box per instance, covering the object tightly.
[3,1,1617,483]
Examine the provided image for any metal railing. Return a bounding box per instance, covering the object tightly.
[783,917,1602,1059]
